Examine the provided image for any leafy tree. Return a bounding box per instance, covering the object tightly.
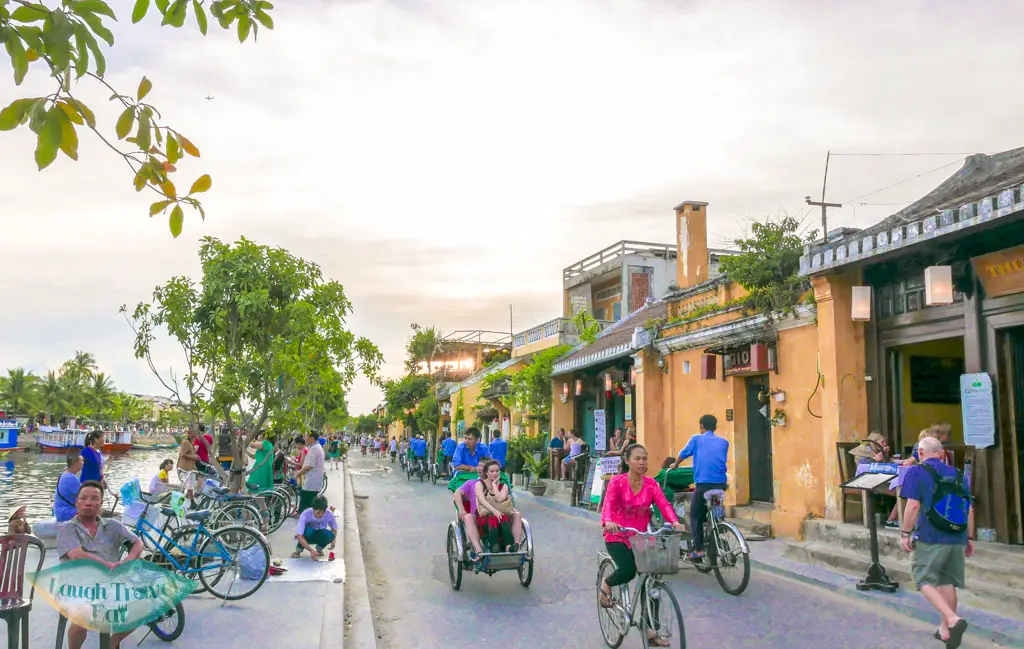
[382,373,431,432]
[86,372,117,422]
[508,345,571,428]
[351,413,378,435]
[112,392,149,425]
[0,0,276,236]
[718,215,816,318]
[0,367,38,415]
[405,323,446,374]
[124,236,382,488]
[572,311,601,345]
[37,369,69,422]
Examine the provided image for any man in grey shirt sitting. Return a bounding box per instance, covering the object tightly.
[57,480,144,649]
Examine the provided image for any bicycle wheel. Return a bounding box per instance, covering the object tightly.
[596,558,626,649]
[640,579,685,649]
[711,522,750,596]
[198,525,271,600]
[209,503,262,531]
[157,525,209,596]
[148,601,185,641]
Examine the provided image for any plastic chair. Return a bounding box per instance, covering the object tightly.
[0,533,46,649]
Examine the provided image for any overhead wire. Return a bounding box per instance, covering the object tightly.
[839,158,966,205]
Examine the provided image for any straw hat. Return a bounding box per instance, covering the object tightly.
[848,444,877,460]
[7,505,27,522]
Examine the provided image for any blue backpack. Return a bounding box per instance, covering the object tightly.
[920,463,971,534]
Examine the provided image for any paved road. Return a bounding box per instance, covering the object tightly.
[349,454,992,649]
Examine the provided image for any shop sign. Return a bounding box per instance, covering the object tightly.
[972,244,1024,298]
[722,343,775,376]
[594,409,607,452]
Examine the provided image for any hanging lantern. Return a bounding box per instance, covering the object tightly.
[561,382,570,403]
[851,286,872,321]
[604,373,613,392]
[575,379,583,396]
[630,365,637,385]
[925,266,954,306]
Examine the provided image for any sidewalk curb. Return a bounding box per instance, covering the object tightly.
[320,467,346,649]
[342,463,378,649]
[517,490,1024,648]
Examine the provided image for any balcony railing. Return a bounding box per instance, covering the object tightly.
[513,317,613,351]
[481,376,511,399]
[563,240,676,282]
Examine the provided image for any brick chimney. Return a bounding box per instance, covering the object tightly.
[675,200,709,289]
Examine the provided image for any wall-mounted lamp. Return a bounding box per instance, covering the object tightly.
[561,382,569,404]
[604,373,613,392]
[851,286,872,321]
[925,265,954,306]
[630,365,637,385]
[575,379,583,396]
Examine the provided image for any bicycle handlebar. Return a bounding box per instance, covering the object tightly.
[614,523,679,536]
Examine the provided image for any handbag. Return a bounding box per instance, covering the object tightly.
[492,494,514,516]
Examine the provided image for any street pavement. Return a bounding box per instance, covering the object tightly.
[348,453,995,649]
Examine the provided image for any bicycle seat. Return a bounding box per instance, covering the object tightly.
[160,507,178,518]
[703,489,727,500]
[185,510,213,523]
[209,486,230,496]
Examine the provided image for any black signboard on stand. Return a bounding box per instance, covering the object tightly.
[839,472,899,593]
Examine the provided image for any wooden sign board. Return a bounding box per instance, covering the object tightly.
[973,244,1024,298]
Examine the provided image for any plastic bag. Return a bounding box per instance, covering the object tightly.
[169,491,186,517]
[238,545,268,581]
[120,478,142,508]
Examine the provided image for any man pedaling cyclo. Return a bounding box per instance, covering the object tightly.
[671,413,730,562]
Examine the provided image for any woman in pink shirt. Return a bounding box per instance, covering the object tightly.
[599,444,683,626]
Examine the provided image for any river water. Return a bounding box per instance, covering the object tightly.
[0,449,175,534]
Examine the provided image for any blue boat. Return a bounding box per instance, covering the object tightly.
[0,420,23,455]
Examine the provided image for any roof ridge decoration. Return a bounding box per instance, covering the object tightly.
[801,147,1024,277]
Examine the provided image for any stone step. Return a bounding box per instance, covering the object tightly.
[730,503,774,525]
[782,539,1024,619]
[801,519,1024,590]
[729,516,771,541]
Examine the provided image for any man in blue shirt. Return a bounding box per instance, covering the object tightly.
[451,427,490,473]
[900,436,973,647]
[549,429,565,449]
[488,430,508,470]
[672,414,729,561]
[440,432,458,475]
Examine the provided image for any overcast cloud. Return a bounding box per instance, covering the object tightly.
[3,0,1024,413]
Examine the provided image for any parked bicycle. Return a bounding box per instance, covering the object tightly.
[124,496,271,601]
[596,525,686,649]
[651,484,750,596]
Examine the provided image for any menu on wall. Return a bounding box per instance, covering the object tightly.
[594,409,607,452]
[960,373,995,449]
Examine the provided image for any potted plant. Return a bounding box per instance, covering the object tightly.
[522,453,549,496]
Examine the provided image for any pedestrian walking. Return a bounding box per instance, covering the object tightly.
[900,436,974,649]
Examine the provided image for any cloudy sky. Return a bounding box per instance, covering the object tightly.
[3,0,1024,414]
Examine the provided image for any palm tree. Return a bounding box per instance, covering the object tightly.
[88,373,118,423]
[38,370,69,423]
[0,368,38,416]
[62,350,97,384]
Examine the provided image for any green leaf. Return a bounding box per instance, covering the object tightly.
[257,1,274,9]
[167,135,180,163]
[132,0,150,22]
[73,22,90,77]
[253,9,272,29]
[115,106,134,139]
[11,4,50,22]
[79,12,114,45]
[5,33,29,85]
[195,202,206,221]
[72,1,117,19]
[193,0,207,34]
[188,174,211,194]
[236,13,250,41]
[149,199,172,216]
[137,109,152,151]
[57,100,83,125]
[155,0,170,12]
[17,26,45,53]
[57,112,79,160]
[27,99,47,133]
[35,107,62,170]
[41,11,74,70]
[169,204,184,237]
[0,98,36,131]
[137,76,152,101]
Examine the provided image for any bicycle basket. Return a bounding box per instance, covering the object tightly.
[631,533,681,574]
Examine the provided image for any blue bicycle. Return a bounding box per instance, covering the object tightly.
[126,497,271,601]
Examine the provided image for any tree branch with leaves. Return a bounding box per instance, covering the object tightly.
[0,0,276,236]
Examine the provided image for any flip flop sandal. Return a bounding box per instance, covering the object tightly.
[599,589,615,609]
[290,552,301,559]
[933,630,947,642]
[945,619,968,649]
[647,637,670,647]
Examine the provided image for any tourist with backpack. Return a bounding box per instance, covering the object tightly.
[900,436,975,649]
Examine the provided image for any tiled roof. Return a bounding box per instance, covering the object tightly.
[552,300,668,375]
[801,146,1024,276]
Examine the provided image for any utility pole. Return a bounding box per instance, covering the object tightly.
[806,150,842,242]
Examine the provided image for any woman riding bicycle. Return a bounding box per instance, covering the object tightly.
[600,443,685,647]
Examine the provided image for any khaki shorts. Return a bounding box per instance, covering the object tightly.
[912,542,966,590]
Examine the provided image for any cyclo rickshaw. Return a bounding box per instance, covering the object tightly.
[445,471,535,590]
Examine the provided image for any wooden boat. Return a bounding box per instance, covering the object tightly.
[132,442,178,450]
[0,420,22,455]
[102,430,133,453]
[37,426,86,453]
